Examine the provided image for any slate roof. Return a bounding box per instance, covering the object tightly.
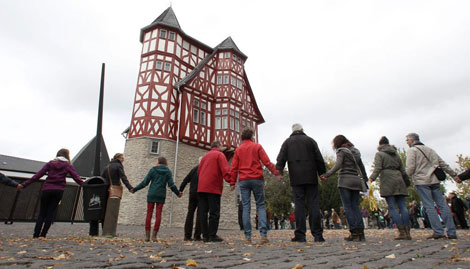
[0,154,46,174]
[71,135,110,177]
[217,37,248,60]
[140,7,213,52]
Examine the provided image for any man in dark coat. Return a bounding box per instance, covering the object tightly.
[449,192,469,229]
[276,123,327,242]
[179,161,202,241]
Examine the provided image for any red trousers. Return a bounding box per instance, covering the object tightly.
[146,202,164,232]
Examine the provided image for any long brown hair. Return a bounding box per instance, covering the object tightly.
[56,148,71,162]
[332,135,353,150]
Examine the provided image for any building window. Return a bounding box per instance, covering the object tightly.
[224,52,230,59]
[224,75,229,84]
[215,109,221,116]
[160,29,167,38]
[237,79,242,89]
[222,109,228,115]
[194,100,199,107]
[222,117,228,129]
[150,140,160,154]
[201,103,207,110]
[215,117,221,129]
[200,111,206,126]
[232,54,237,61]
[231,77,236,86]
[217,75,222,85]
[164,62,171,71]
[230,117,234,130]
[235,119,240,132]
[156,61,163,70]
[193,108,199,123]
[169,32,175,40]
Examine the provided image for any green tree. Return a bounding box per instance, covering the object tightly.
[455,154,470,197]
[318,155,342,213]
[264,169,293,216]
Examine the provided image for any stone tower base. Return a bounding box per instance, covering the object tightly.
[119,137,239,230]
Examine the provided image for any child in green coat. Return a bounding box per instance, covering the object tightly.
[132,156,182,241]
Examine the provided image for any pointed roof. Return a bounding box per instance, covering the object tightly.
[71,135,110,177]
[217,37,247,60]
[140,7,212,52]
[152,7,181,30]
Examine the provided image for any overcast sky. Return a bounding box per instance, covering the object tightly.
[1,0,469,181]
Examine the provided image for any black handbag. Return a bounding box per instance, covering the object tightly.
[414,147,447,181]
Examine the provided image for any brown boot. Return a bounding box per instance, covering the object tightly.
[151,231,158,242]
[344,229,360,241]
[145,230,150,242]
[395,226,406,240]
[404,225,412,240]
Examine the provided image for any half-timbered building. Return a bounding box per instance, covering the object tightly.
[120,7,264,228]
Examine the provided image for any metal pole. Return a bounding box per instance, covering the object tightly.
[169,85,183,227]
[93,63,105,176]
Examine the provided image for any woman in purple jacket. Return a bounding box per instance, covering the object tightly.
[18,149,84,238]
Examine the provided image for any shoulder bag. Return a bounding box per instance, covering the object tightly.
[107,167,123,198]
[414,147,446,181]
[343,148,368,192]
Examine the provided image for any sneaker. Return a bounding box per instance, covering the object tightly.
[447,234,458,240]
[426,233,446,240]
[291,237,306,242]
[209,235,224,242]
[314,236,325,242]
[260,237,269,244]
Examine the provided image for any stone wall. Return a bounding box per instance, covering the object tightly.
[119,137,240,230]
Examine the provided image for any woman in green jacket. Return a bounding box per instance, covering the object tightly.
[368,136,411,240]
[132,156,182,241]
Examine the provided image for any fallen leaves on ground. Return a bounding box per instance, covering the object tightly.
[186,258,198,267]
[292,264,303,269]
[385,254,396,259]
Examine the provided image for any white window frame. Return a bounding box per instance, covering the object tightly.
[150,140,160,155]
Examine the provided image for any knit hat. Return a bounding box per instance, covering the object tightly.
[379,136,389,145]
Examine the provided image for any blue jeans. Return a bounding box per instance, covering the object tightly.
[385,195,410,226]
[416,184,456,236]
[339,187,364,230]
[239,179,267,238]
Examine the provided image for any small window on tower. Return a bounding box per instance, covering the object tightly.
[160,29,167,38]
[215,117,221,129]
[200,111,206,126]
[222,109,228,115]
[194,100,200,107]
[150,140,160,155]
[224,52,230,59]
[224,75,229,84]
[215,109,221,116]
[232,54,237,61]
[156,61,163,70]
[169,32,175,40]
[217,75,222,85]
[193,108,199,123]
[164,62,171,71]
[201,103,207,110]
[222,117,228,129]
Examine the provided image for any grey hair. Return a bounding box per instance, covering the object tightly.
[292,123,303,132]
[406,133,420,142]
[210,141,221,148]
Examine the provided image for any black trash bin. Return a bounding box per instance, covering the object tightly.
[82,176,108,222]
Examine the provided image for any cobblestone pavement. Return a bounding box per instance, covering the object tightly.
[0,223,469,268]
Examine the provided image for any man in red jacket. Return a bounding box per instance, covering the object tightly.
[230,128,280,244]
[197,141,231,242]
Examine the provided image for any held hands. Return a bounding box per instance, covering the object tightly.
[230,185,235,191]
[130,188,135,193]
[319,175,328,183]
[16,184,24,191]
[275,174,282,181]
[454,176,462,183]
[177,192,183,198]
